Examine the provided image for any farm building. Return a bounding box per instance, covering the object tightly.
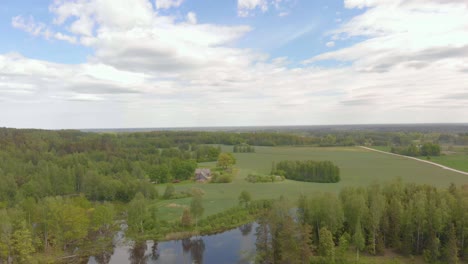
[195,168,212,182]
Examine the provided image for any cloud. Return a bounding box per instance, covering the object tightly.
[237,0,292,17]
[155,0,184,9]
[12,15,77,43]
[326,41,335,47]
[4,0,468,128]
[186,12,197,24]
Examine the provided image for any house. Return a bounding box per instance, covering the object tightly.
[195,168,212,182]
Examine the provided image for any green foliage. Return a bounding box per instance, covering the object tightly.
[11,221,34,264]
[194,145,221,162]
[233,144,255,153]
[273,160,340,183]
[217,152,236,169]
[318,227,335,261]
[210,171,233,183]
[338,232,351,259]
[391,142,441,157]
[190,194,204,227]
[443,224,459,264]
[181,208,192,227]
[245,173,284,183]
[90,203,115,233]
[353,220,365,261]
[127,193,149,233]
[45,196,91,249]
[238,190,252,207]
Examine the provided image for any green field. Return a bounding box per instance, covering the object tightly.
[370,145,468,173]
[156,146,468,221]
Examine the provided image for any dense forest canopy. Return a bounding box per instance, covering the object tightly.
[273,160,340,183]
[256,182,468,264]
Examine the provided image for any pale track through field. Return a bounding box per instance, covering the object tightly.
[360,146,468,176]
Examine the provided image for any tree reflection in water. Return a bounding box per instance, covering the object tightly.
[239,223,253,236]
[129,241,148,264]
[94,248,113,264]
[150,242,159,261]
[180,238,205,264]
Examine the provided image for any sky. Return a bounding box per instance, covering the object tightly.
[0,0,467,129]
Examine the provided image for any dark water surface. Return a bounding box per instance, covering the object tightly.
[87,223,257,264]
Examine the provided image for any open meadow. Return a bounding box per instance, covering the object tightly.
[156,146,468,221]
[371,145,468,173]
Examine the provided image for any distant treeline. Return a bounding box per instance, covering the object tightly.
[233,144,255,153]
[391,142,441,157]
[272,160,340,183]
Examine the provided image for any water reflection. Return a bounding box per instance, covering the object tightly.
[190,238,205,264]
[88,223,258,264]
[129,241,148,264]
[93,248,113,264]
[150,243,159,261]
[239,223,253,236]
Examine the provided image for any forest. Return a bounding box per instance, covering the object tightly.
[255,182,468,264]
[273,160,341,183]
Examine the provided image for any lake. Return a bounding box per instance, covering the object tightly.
[87,223,257,264]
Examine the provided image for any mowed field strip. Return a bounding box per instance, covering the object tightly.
[156,146,468,221]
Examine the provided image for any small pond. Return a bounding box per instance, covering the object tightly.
[87,223,257,264]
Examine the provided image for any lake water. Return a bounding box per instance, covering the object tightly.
[87,223,257,264]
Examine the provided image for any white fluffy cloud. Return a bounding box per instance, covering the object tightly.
[3,0,468,128]
[155,0,184,9]
[12,15,77,43]
[186,12,197,24]
[237,0,290,17]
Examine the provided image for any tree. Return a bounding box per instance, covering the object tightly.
[217,153,236,170]
[443,224,459,264]
[127,193,148,233]
[90,203,115,234]
[181,208,192,227]
[238,190,252,208]
[423,231,441,263]
[309,193,344,243]
[318,227,335,262]
[0,209,12,263]
[11,221,34,264]
[45,197,90,250]
[190,194,204,228]
[338,232,351,260]
[367,184,385,255]
[298,224,313,264]
[353,219,365,262]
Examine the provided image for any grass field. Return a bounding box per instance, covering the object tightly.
[155,146,468,221]
[369,145,468,173]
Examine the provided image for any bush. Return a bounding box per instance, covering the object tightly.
[210,171,233,183]
[246,173,284,183]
